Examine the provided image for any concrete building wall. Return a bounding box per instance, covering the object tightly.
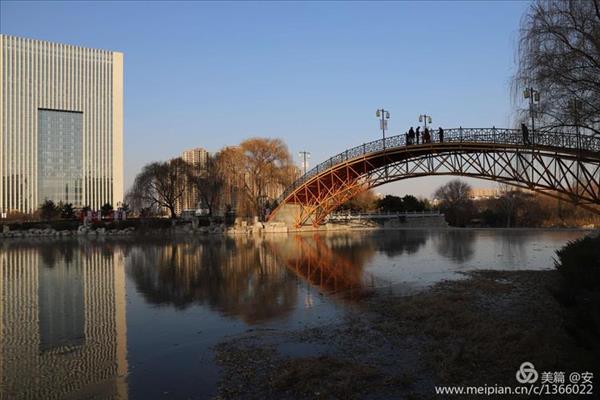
[0,35,124,213]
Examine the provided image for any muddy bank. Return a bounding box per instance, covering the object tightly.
[214,270,597,399]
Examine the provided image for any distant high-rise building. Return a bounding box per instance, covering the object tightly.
[177,147,209,213]
[0,35,124,214]
[182,147,208,167]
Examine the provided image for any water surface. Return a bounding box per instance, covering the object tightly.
[0,229,586,399]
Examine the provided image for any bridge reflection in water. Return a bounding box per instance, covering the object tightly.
[266,234,382,300]
[0,240,128,400]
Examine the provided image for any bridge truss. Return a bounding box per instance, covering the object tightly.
[269,128,600,227]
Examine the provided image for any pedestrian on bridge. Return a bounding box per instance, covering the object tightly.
[424,127,431,143]
[416,126,421,144]
[438,127,444,143]
[408,127,415,145]
[521,123,531,145]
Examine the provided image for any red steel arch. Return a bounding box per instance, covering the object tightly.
[269,128,600,227]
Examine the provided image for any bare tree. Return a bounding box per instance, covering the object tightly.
[497,184,519,228]
[188,153,224,217]
[434,179,474,227]
[238,138,295,218]
[514,0,600,136]
[215,146,246,213]
[129,158,191,218]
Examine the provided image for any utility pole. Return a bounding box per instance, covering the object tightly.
[298,151,311,176]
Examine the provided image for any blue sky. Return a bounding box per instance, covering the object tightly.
[1,0,530,197]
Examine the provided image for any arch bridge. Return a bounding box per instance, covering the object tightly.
[268,128,600,227]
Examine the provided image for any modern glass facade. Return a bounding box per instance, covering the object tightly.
[38,109,84,205]
[0,35,123,213]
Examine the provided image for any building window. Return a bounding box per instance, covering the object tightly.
[37,109,84,206]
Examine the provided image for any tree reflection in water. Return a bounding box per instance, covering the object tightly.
[433,230,476,263]
[372,230,429,257]
[126,236,298,324]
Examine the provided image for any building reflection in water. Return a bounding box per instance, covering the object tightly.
[126,236,299,324]
[0,240,128,399]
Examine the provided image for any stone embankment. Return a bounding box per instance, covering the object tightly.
[0,225,136,238]
[1,214,451,239]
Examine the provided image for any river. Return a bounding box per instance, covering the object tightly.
[0,229,587,399]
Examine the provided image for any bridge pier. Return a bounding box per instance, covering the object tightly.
[269,204,314,227]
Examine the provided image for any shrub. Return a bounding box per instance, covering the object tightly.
[39,200,60,220]
[555,235,600,291]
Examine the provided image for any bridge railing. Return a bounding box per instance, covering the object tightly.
[277,128,600,204]
[328,210,443,221]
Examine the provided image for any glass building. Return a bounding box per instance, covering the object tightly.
[0,35,124,213]
[38,109,84,205]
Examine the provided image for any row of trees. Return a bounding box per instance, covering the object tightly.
[337,190,432,214]
[38,200,117,220]
[434,180,600,228]
[336,179,599,228]
[126,138,297,219]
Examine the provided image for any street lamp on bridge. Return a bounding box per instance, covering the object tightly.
[523,87,540,144]
[376,108,390,145]
[419,114,432,130]
[298,151,311,176]
[569,98,582,150]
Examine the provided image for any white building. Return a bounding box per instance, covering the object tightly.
[0,35,124,213]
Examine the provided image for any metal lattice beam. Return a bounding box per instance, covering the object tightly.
[269,128,600,227]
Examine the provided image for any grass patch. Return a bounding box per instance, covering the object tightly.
[371,271,594,386]
[271,356,380,399]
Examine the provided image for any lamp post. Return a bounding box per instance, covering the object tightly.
[523,87,540,145]
[298,151,311,176]
[376,108,390,148]
[569,98,582,150]
[569,98,583,185]
[419,114,432,130]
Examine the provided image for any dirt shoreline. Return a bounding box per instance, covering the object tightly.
[214,270,597,399]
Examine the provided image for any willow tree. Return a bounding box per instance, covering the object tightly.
[514,0,600,135]
[238,138,296,219]
[129,157,191,218]
[188,153,224,217]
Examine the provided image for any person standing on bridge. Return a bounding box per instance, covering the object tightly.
[438,127,444,143]
[416,126,421,144]
[424,127,431,143]
[521,123,531,145]
[408,127,415,145]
